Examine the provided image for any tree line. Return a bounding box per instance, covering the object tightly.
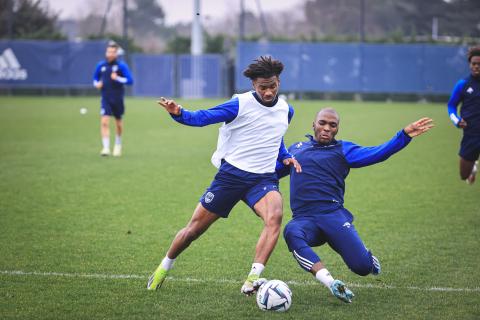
[1,0,478,53]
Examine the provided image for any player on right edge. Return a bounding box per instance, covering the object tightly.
[447,45,480,185]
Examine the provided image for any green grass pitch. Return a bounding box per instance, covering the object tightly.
[0,96,478,319]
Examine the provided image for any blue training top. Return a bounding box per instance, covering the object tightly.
[277,130,412,217]
[93,59,133,99]
[171,92,295,163]
[447,75,480,135]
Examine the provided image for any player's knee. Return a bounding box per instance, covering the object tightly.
[349,263,371,276]
[283,225,304,247]
[347,257,374,276]
[283,225,288,238]
[264,208,282,228]
[283,223,295,242]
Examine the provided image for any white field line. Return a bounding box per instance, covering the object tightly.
[1,270,479,293]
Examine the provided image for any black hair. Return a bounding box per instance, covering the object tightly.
[243,56,284,80]
[468,46,480,62]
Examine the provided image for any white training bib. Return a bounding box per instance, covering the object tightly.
[211,92,290,174]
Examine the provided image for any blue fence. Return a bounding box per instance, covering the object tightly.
[0,40,225,98]
[132,54,175,97]
[132,54,224,98]
[236,41,469,94]
[177,54,223,98]
[0,40,107,88]
[0,40,469,96]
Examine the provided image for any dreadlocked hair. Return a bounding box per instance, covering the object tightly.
[243,56,284,80]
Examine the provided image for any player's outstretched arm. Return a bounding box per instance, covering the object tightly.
[157,96,239,127]
[403,117,434,137]
[157,97,181,116]
[343,117,434,168]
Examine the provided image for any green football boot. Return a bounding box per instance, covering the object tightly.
[241,274,267,296]
[147,266,168,291]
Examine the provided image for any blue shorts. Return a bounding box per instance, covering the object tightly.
[101,97,125,119]
[284,208,356,250]
[283,208,374,275]
[200,161,280,218]
[459,134,480,162]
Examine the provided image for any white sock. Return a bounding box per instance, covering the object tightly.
[160,256,175,271]
[102,137,110,149]
[315,268,334,288]
[115,135,122,146]
[249,263,265,277]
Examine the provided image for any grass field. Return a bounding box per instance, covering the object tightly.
[0,96,478,319]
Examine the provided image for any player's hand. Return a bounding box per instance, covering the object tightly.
[111,72,118,80]
[157,97,182,116]
[95,81,103,89]
[283,157,302,173]
[404,117,434,138]
[458,118,467,129]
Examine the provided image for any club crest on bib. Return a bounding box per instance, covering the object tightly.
[205,192,215,203]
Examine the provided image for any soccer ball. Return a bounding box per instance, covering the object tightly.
[256,280,292,312]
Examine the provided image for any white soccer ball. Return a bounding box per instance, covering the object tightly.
[80,107,88,115]
[256,279,292,312]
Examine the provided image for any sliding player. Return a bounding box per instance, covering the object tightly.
[277,108,433,303]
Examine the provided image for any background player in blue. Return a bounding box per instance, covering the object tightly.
[147,56,301,295]
[93,42,133,157]
[447,46,480,185]
[277,108,433,303]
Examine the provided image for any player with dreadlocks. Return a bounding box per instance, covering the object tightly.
[147,56,301,295]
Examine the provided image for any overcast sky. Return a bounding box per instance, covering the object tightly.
[45,0,304,25]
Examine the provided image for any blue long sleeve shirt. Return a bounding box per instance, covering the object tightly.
[277,130,412,217]
[171,92,294,162]
[93,59,133,99]
[447,75,480,135]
